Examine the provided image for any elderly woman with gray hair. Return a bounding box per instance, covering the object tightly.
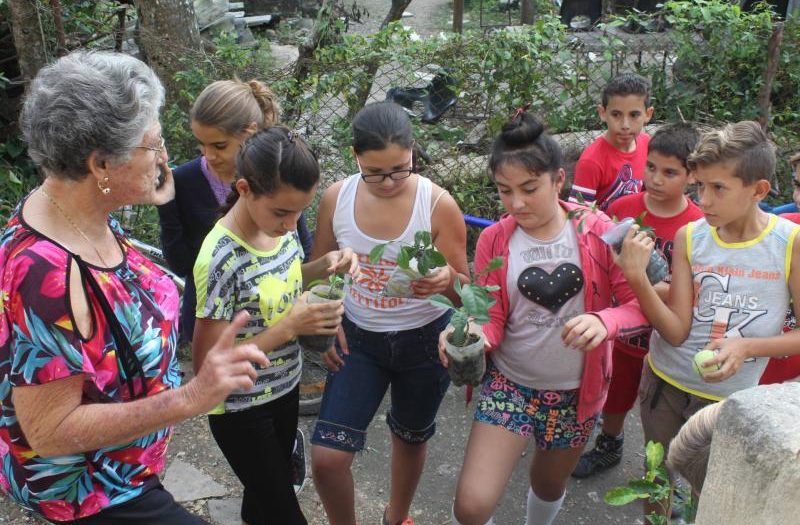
[0,51,267,524]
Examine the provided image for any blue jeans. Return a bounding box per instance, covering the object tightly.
[311,313,451,452]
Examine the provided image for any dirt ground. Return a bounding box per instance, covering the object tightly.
[0,356,647,525]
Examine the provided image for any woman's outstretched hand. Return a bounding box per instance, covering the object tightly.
[184,312,269,414]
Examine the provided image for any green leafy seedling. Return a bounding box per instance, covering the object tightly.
[369,230,447,276]
[429,257,503,347]
[308,272,348,299]
[604,440,695,525]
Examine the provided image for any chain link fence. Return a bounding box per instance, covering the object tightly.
[257,11,798,234]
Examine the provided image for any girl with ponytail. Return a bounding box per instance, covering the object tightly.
[192,126,359,525]
[445,112,647,525]
[157,78,313,343]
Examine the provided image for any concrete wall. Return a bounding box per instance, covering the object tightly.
[696,383,800,525]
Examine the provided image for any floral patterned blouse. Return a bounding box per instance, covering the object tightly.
[0,201,181,522]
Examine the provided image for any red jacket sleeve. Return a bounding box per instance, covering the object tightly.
[474,225,507,351]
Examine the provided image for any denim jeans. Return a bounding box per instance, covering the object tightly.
[311,313,451,452]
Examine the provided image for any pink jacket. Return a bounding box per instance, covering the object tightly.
[475,200,649,422]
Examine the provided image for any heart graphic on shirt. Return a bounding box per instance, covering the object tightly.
[517,263,584,313]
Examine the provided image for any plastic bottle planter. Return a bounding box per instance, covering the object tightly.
[429,257,504,387]
[601,217,669,284]
[383,263,440,298]
[443,329,486,387]
[297,284,344,353]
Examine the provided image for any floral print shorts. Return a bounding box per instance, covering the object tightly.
[474,362,597,450]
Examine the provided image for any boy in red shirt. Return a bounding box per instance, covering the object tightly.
[572,122,704,478]
[568,73,654,211]
[760,151,800,384]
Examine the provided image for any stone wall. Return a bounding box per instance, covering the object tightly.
[696,382,800,525]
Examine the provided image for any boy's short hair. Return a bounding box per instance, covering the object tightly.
[687,120,776,185]
[601,72,651,107]
[649,122,701,170]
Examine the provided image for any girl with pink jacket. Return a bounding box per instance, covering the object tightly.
[444,113,648,525]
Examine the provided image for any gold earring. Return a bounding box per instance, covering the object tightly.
[98,177,111,195]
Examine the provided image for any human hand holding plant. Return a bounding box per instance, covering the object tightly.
[323,247,360,279]
[369,230,447,298]
[297,273,349,353]
[284,291,344,338]
[429,257,503,386]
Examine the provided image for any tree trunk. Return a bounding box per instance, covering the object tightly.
[348,0,412,118]
[521,0,535,24]
[757,22,784,132]
[7,0,50,85]
[453,0,464,33]
[291,0,337,122]
[382,0,412,26]
[132,0,203,92]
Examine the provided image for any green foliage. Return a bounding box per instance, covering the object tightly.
[368,230,447,276]
[160,32,267,165]
[308,272,348,298]
[429,257,503,346]
[605,440,696,525]
[0,138,40,225]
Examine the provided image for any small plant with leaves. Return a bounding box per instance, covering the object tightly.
[368,230,447,298]
[298,272,349,353]
[604,440,696,525]
[429,257,503,386]
[568,195,668,284]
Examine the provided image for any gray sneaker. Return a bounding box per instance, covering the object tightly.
[571,432,624,479]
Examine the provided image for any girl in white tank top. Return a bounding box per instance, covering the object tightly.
[309,102,470,525]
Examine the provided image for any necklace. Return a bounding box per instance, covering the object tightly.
[39,186,113,267]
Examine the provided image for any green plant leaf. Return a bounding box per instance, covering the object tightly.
[459,283,480,317]
[428,294,455,309]
[5,140,24,159]
[645,441,665,472]
[628,479,660,494]
[429,250,447,268]
[604,487,646,506]
[416,252,428,275]
[414,230,432,246]
[396,247,411,269]
[477,257,504,277]
[369,243,387,263]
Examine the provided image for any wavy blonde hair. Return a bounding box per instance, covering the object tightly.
[190,78,280,135]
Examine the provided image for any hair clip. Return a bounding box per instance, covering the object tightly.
[287,130,296,143]
[512,102,532,120]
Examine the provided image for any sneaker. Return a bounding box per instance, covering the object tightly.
[290,428,307,495]
[571,432,624,479]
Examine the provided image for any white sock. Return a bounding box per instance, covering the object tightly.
[525,488,565,525]
[451,504,495,525]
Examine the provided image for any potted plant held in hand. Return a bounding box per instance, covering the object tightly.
[569,196,668,284]
[368,230,447,297]
[298,272,347,353]
[428,257,504,386]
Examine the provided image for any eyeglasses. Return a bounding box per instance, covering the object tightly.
[137,136,165,153]
[356,156,414,184]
